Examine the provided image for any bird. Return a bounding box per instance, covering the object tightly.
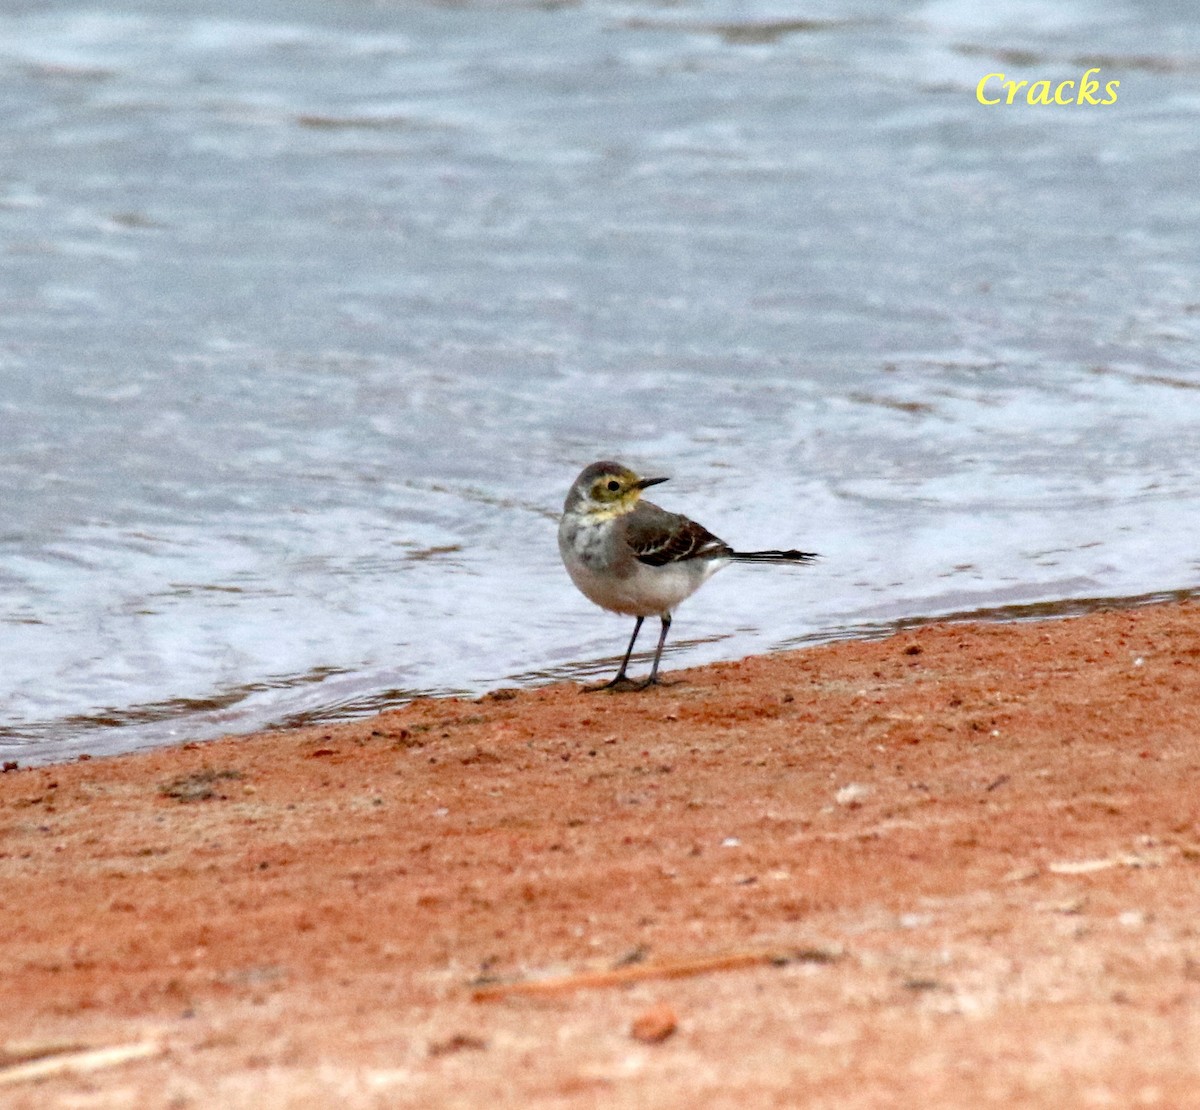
[558,460,817,689]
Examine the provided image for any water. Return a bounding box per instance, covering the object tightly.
[2,0,1199,764]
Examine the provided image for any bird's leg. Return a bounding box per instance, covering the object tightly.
[637,613,672,689]
[587,616,644,691]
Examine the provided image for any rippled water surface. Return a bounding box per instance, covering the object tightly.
[2,0,1199,763]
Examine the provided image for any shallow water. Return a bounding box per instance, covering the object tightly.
[2,0,1199,763]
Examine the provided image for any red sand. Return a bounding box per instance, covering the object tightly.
[2,600,1199,1107]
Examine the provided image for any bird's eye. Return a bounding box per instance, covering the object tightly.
[607,480,620,492]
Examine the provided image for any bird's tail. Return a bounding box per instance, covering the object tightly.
[730,549,819,563]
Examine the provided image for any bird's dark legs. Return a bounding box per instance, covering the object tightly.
[586,613,675,691]
[639,613,672,689]
[588,615,644,690]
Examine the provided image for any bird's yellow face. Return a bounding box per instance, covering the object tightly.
[588,466,643,507]
[565,461,669,518]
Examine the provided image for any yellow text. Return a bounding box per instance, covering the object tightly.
[976,68,1119,106]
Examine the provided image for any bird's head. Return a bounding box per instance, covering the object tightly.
[563,461,668,517]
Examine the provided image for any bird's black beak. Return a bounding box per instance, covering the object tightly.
[634,475,669,490]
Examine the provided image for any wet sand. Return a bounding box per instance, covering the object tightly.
[2,600,1199,1107]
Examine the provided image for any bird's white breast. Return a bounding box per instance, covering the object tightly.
[559,512,727,617]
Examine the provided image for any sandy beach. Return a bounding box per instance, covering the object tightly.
[2,600,1199,1107]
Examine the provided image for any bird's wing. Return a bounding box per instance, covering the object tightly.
[623,502,732,567]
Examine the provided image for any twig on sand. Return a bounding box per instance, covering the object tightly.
[0,1041,164,1086]
[472,946,838,1001]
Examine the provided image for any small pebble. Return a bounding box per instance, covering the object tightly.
[630,1003,678,1044]
[835,783,870,807]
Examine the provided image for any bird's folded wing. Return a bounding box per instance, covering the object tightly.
[625,505,733,567]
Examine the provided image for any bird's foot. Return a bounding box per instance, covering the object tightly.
[583,674,639,693]
[583,674,674,693]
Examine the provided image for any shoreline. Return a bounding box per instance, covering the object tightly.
[3,599,1199,1105]
[9,583,1198,771]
